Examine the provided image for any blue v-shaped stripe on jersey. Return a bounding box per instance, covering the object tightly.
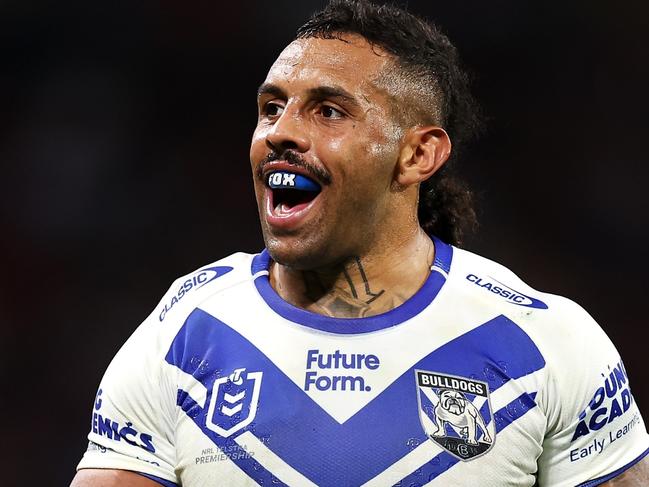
[165,310,545,486]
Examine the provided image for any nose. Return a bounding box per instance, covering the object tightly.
[265,105,310,154]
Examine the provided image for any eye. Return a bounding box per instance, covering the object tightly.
[320,105,344,119]
[263,102,284,117]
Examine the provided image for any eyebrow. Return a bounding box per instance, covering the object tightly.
[257,83,361,109]
[306,86,358,107]
[257,82,285,99]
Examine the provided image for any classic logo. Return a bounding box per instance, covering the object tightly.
[206,368,263,438]
[465,274,548,309]
[416,370,495,460]
[158,266,233,322]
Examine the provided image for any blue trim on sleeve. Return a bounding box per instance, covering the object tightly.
[250,236,453,334]
[135,472,178,487]
[575,446,649,486]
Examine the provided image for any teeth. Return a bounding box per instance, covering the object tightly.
[276,202,292,215]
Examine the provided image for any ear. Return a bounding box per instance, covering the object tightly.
[395,126,451,187]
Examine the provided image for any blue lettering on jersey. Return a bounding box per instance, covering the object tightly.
[571,362,634,442]
[164,310,545,486]
[569,413,641,462]
[158,266,233,321]
[304,349,379,392]
[466,274,548,309]
[91,389,156,453]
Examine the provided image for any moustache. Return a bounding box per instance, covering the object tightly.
[257,150,332,186]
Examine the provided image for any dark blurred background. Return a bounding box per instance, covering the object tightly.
[1,1,647,485]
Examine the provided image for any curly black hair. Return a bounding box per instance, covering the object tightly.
[296,0,481,246]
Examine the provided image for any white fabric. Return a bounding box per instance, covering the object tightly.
[77,246,649,486]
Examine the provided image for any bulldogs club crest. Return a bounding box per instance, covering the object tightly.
[415,370,495,460]
[206,367,263,438]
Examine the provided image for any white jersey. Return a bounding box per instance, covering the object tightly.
[77,238,649,486]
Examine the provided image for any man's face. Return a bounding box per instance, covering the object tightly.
[250,35,403,269]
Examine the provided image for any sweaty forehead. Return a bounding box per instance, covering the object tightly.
[265,35,393,92]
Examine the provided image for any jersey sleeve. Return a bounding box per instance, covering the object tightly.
[76,293,180,484]
[535,298,649,486]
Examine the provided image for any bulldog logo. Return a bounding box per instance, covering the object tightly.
[415,370,495,460]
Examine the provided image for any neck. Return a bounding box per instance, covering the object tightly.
[269,229,435,318]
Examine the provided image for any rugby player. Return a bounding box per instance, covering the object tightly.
[71,1,649,485]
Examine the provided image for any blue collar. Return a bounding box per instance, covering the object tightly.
[250,236,453,334]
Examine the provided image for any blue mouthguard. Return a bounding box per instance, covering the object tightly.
[267,171,320,191]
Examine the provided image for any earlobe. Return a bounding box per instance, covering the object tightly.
[395,126,451,187]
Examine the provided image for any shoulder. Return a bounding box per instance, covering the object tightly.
[446,245,606,345]
[447,245,629,426]
[105,251,259,373]
[153,251,257,327]
[84,251,260,446]
[446,245,617,403]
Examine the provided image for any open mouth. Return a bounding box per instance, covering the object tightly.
[266,170,321,213]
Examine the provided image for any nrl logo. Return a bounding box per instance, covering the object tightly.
[415,370,495,460]
[206,368,263,438]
